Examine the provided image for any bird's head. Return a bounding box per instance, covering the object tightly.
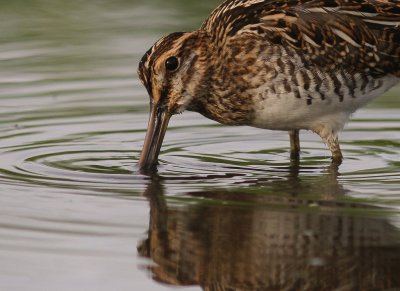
[137,31,210,170]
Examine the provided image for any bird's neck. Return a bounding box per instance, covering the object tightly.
[187,36,256,126]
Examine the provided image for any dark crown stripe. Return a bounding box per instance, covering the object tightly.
[137,32,186,97]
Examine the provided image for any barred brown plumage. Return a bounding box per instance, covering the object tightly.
[137,0,400,171]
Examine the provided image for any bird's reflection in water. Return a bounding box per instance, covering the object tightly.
[138,164,400,290]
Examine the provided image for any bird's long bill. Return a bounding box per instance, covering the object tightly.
[138,104,171,170]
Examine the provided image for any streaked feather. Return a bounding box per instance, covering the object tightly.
[201,0,400,76]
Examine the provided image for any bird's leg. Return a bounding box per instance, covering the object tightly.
[289,129,300,160]
[317,130,343,164]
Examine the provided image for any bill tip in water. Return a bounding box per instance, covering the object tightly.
[134,161,159,175]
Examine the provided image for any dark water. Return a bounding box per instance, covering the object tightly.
[1,1,400,290]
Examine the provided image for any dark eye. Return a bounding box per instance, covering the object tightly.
[165,56,179,71]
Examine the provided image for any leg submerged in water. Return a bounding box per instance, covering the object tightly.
[289,129,300,160]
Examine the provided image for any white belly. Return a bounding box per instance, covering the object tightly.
[250,75,400,133]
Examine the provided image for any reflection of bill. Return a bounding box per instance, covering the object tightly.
[138,174,400,290]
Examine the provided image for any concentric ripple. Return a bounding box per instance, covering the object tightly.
[1,96,400,202]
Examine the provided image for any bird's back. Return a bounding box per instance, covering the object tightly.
[201,0,400,77]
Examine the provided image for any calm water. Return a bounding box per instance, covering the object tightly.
[1,1,400,290]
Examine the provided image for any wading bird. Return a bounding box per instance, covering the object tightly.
[137,0,400,170]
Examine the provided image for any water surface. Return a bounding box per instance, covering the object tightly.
[1,1,400,290]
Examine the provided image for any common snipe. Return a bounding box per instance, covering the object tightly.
[137,0,400,170]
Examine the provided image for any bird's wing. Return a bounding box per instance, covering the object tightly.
[201,0,400,76]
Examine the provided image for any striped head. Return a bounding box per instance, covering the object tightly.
[137,31,210,170]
